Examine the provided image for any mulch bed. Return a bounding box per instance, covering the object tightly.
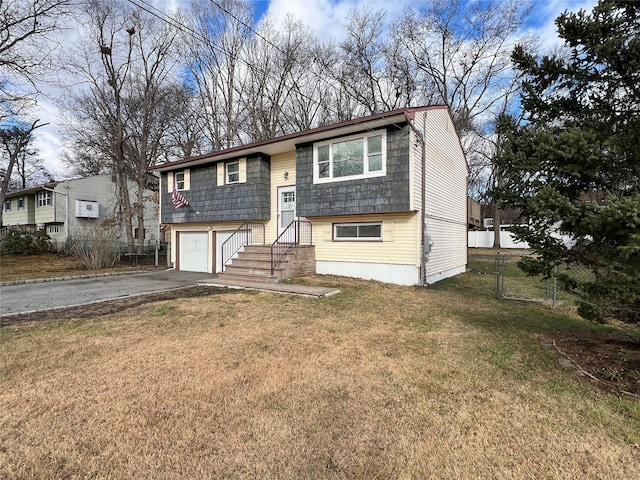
[547,333,640,401]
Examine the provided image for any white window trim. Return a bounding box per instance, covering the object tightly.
[333,222,383,241]
[226,161,240,184]
[37,191,52,207]
[17,197,24,209]
[4,200,10,211]
[313,129,387,184]
[175,171,185,191]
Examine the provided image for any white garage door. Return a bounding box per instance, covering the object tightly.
[179,232,209,272]
[215,230,235,273]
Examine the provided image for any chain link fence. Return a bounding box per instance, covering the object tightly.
[495,252,594,310]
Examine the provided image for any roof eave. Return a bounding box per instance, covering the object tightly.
[152,106,449,172]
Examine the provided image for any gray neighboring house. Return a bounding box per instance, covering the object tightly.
[154,106,469,286]
[1,174,159,250]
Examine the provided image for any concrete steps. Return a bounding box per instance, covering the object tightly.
[219,244,316,283]
[219,245,288,282]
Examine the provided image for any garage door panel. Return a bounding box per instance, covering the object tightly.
[216,230,235,273]
[179,232,209,272]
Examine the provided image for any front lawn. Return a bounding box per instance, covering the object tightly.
[0,252,155,283]
[1,266,639,478]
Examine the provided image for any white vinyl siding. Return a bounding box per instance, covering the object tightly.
[417,109,468,282]
[267,151,296,242]
[311,213,419,266]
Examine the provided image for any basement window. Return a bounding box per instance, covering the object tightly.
[334,222,382,241]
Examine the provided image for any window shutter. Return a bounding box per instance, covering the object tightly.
[239,158,247,183]
[217,163,224,186]
[167,172,174,192]
[324,224,332,241]
[383,221,394,242]
[184,169,190,190]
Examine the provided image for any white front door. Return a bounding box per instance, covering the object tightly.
[278,186,297,236]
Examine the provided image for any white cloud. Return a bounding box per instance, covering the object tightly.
[263,0,414,42]
[530,0,598,50]
[24,0,600,179]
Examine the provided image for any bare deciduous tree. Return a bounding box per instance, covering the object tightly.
[0,120,45,220]
[336,8,413,115]
[0,0,72,118]
[392,0,534,205]
[180,0,254,150]
[64,0,182,252]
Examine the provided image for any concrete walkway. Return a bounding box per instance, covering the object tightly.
[202,278,340,298]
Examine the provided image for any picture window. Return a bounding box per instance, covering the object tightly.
[314,130,386,183]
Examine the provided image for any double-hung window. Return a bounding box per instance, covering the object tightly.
[37,191,52,207]
[216,158,246,186]
[4,200,10,211]
[334,222,383,241]
[167,169,189,193]
[226,161,239,184]
[314,130,386,183]
[18,197,24,209]
[175,171,185,190]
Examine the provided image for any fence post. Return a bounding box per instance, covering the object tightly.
[553,265,558,309]
[495,254,501,299]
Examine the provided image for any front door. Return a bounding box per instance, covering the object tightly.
[278,186,297,236]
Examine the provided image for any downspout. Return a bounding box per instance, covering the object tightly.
[407,113,428,287]
[421,112,429,286]
[156,173,162,267]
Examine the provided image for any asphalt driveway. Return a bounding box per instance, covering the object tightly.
[0,270,218,316]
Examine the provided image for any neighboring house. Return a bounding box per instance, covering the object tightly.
[468,197,482,230]
[1,174,159,250]
[153,106,468,286]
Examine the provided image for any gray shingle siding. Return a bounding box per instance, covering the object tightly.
[296,124,411,217]
[160,155,270,223]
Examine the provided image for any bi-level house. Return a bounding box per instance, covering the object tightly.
[153,106,468,286]
[1,174,159,250]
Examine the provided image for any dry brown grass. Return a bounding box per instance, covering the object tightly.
[0,253,152,282]
[1,275,639,479]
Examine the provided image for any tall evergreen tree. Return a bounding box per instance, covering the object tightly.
[495,0,640,323]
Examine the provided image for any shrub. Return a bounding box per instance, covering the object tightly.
[2,228,52,255]
[71,222,121,270]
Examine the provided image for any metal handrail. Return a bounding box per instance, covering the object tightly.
[270,220,312,275]
[221,222,265,271]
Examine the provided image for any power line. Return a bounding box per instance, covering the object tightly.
[124,0,406,142]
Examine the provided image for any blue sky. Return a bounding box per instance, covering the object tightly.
[33,0,598,176]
